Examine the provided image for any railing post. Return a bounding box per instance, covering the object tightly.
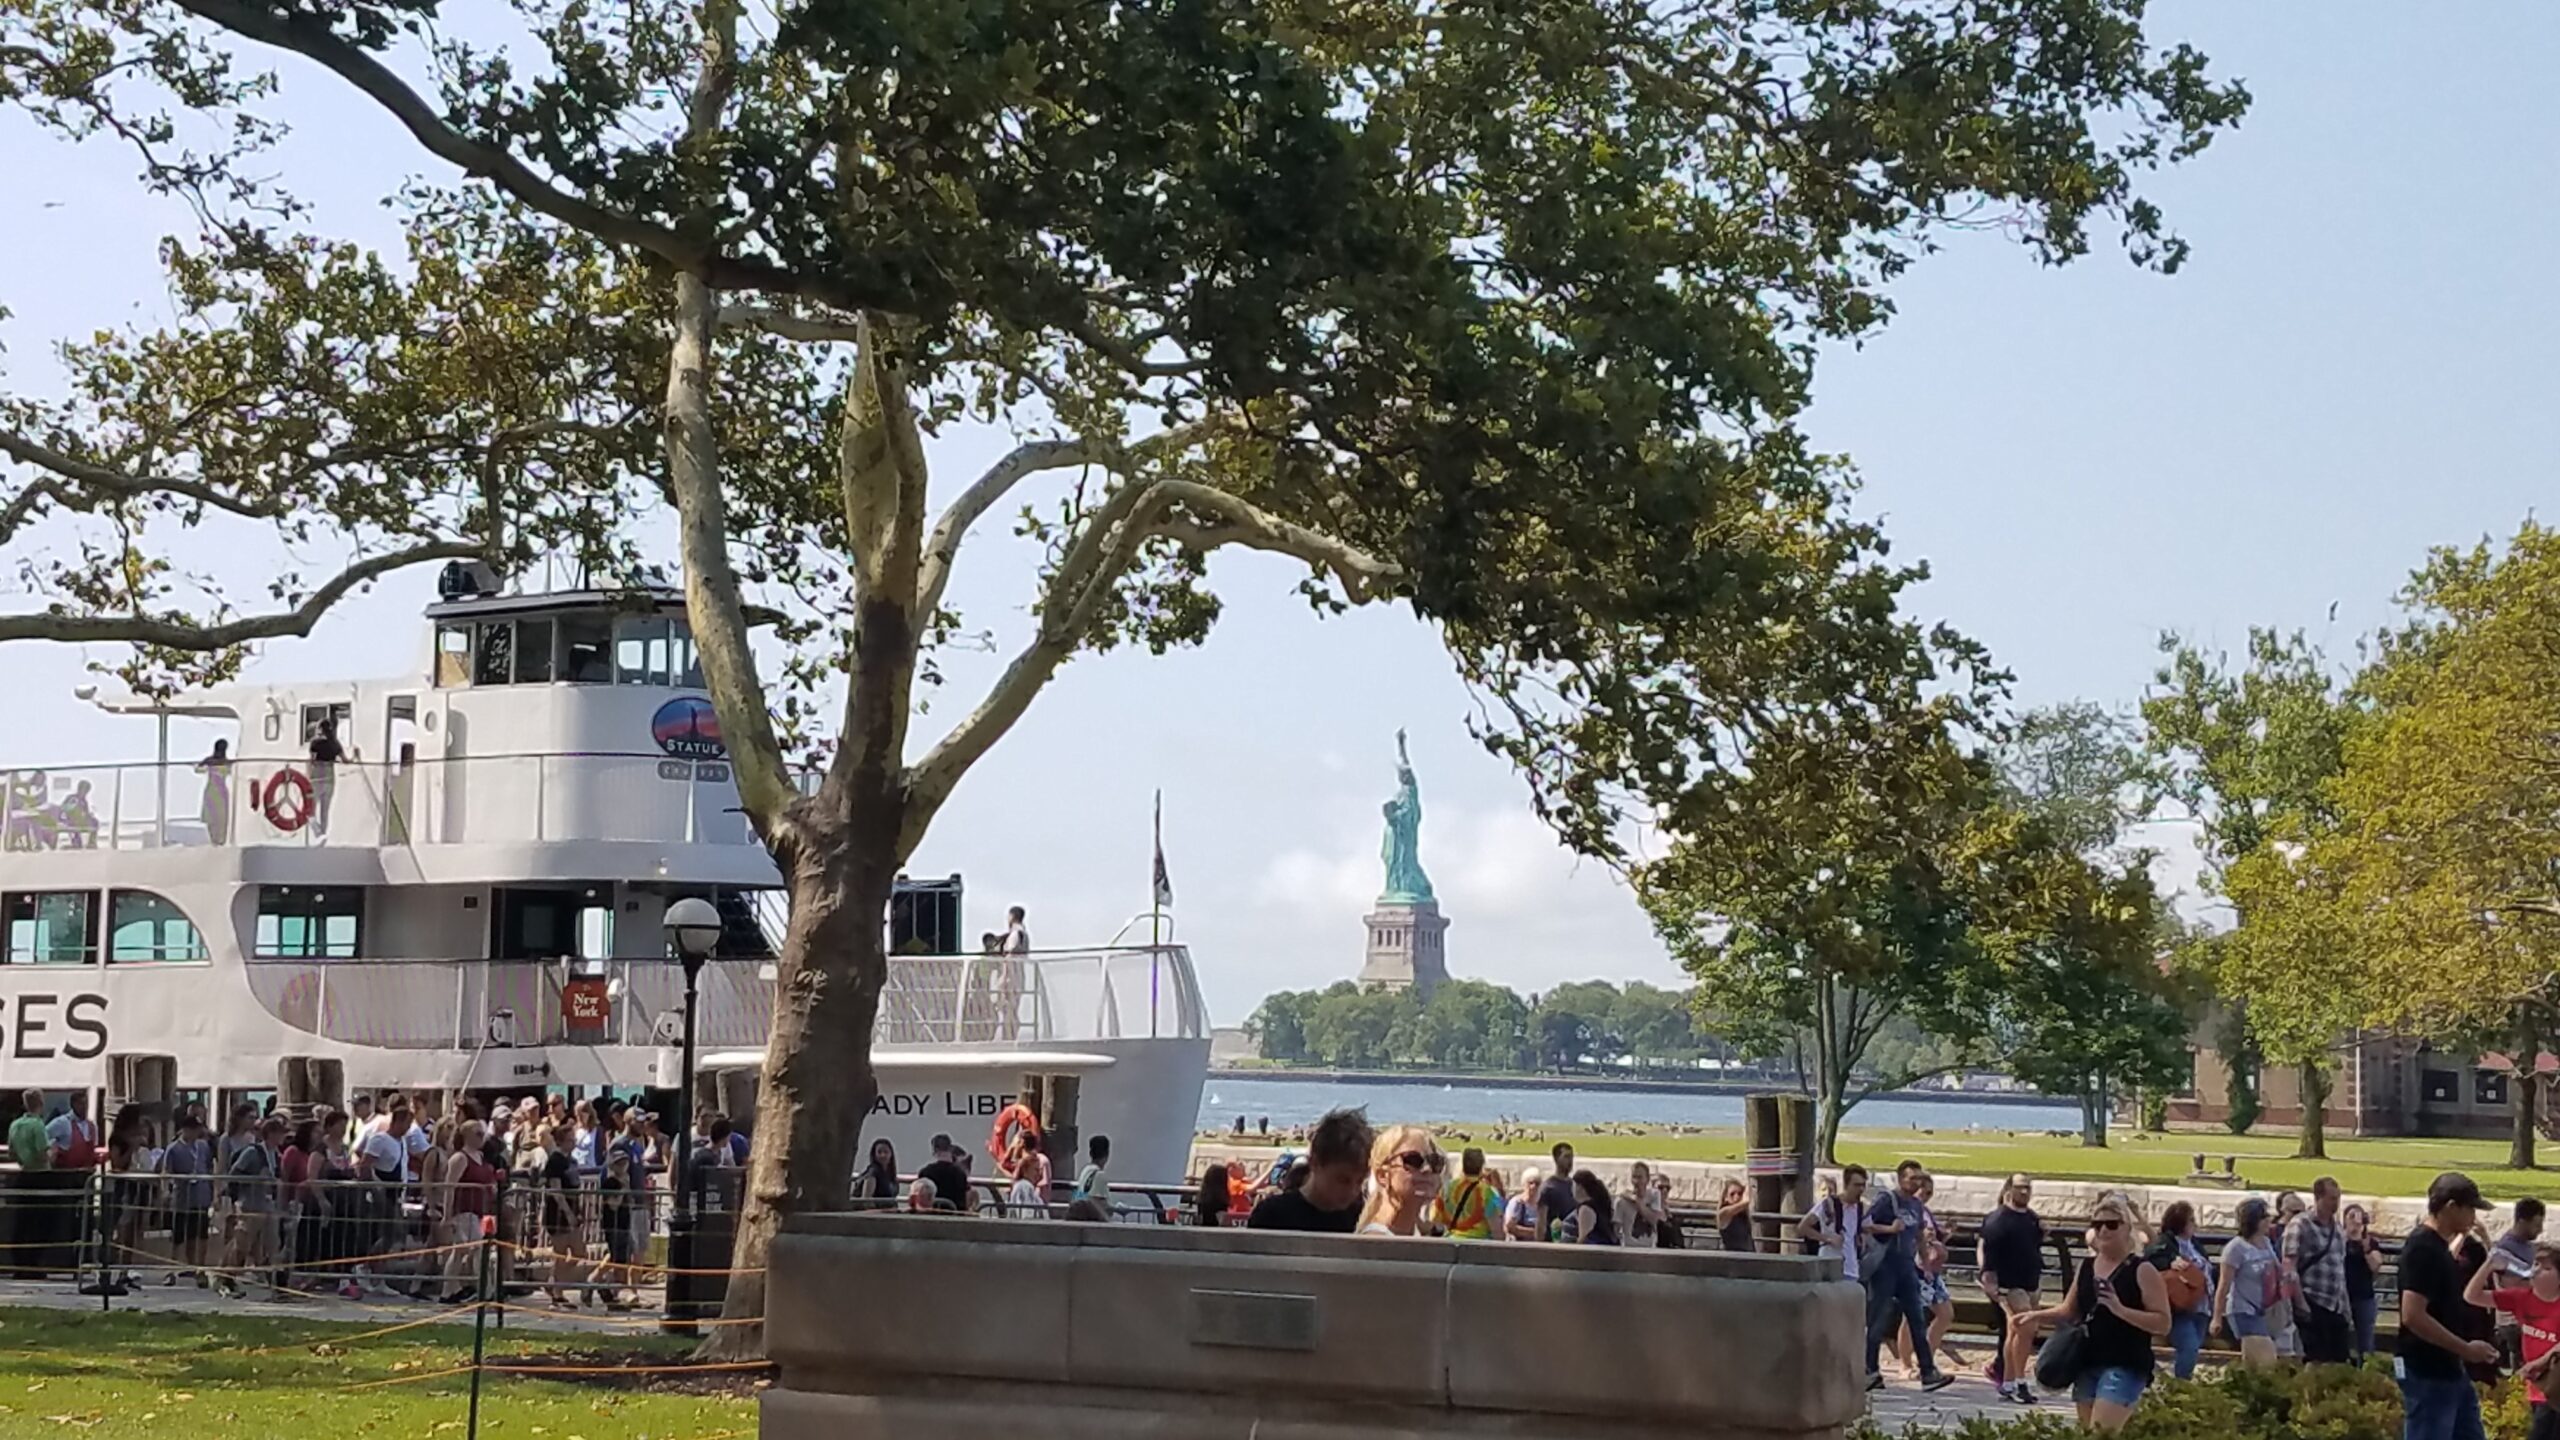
[684,765,699,843]
[534,755,548,842]
[108,767,125,851]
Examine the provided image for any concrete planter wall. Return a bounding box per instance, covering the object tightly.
[764,1213,1866,1440]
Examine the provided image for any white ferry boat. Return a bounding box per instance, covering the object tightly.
[0,574,1211,1187]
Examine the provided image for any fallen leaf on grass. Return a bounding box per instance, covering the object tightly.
[42,1412,103,1427]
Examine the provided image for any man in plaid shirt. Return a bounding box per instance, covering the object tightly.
[2287,1176,2354,1364]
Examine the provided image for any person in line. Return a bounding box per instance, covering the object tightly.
[1072,1135,1111,1205]
[537,1124,585,1306]
[1195,1164,1232,1228]
[571,1100,604,1169]
[2344,1203,2383,1359]
[2010,1198,2167,1433]
[7,1088,51,1171]
[46,1090,99,1170]
[595,1148,637,1309]
[104,1105,153,1289]
[345,1092,377,1148]
[1978,1172,2045,1403]
[2269,1189,2306,1358]
[1799,1165,1870,1286]
[439,1120,499,1304]
[1504,1166,1545,1241]
[914,1134,972,1213]
[2287,1177,2355,1364]
[219,1116,290,1300]
[2399,1173,2499,1440]
[2215,1196,2283,1368]
[1570,1170,1619,1246]
[1433,1146,1499,1240]
[853,1139,902,1203]
[1864,1159,1954,1393]
[159,1113,214,1286]
[2454,1220,2503,1388]
[1359,1125,1446,1237]
[1247,1107,1372,1234]
[1607,1153,1669,1245]
[2492,1199,2548,1371]
[1536,1142,1579,1242]
[1717,1179,1755,1254]
[2148,1201,2215,1380]
[1899,1173,1963,1377]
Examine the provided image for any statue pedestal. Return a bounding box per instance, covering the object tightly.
[1358,900,1450,999]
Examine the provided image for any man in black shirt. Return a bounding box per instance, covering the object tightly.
[1536,1142,1579,1242]
[2401,1171,2496,1440]
[1977,1173,2045,1403]
[1248,1107,1372,1233]
[915,1133,972,1212]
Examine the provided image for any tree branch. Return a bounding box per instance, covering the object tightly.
[716,302,864,345]
[902,475,1400,848]
[0,540,476,647]
[0,426,287,541]
[664,272,796,835]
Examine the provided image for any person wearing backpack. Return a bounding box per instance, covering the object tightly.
[1797,1164,1872,1283]
[2214,1197,2283,1368]
[217,1116,288,1299]
[1432,1147,1499,1240]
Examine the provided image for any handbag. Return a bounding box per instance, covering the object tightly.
[2033,1261,2097,1391]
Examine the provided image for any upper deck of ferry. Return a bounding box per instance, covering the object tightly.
[1,572,789,890]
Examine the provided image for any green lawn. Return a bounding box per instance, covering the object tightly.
[1215,1123,2551,1200]
[0,1307,756,1439]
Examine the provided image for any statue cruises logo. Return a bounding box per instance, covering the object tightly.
[650,696,727,759]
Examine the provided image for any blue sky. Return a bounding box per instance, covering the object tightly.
[2,4,2554,1023]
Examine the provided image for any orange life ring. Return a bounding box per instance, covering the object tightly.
[263,767,315,832]
[989,1103,1042,1163]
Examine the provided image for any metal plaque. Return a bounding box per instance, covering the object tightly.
[1188,1288,1319,1351]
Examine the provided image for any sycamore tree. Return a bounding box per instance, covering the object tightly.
[2143,631,2356,1157]
[6,0,2241,1347]
[2328,522,2560,1169]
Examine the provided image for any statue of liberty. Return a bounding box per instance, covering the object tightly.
[1379,729,1434,903]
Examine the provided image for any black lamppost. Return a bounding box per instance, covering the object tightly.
[659,895,722,1335]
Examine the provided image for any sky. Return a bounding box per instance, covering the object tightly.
[2,5,2555,1026]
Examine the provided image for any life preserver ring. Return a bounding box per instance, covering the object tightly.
[263,767,315,832]
[989,1103,1042,1163]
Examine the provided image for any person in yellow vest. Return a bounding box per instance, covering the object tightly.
[1433,1146,1500,1240]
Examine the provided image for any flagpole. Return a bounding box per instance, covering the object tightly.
[1151,789,1164,1037]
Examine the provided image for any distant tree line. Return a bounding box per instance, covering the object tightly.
[1244,979,1739,1075]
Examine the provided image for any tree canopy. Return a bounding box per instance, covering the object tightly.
[4,0,2244,1344]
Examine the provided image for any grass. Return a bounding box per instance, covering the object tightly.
[1213,1123,2551,1199]
[0,1306,756,1439]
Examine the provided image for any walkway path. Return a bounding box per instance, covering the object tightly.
[0,1276,663,1336]
[1868,1371,2028,1432]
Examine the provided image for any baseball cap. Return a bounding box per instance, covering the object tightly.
[2428,1172,2487,1215]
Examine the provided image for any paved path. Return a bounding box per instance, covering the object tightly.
[1868,1370,2036,1432]
[0,1276,672,1337]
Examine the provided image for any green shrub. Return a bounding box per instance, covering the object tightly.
[1858,1364,2530,1440]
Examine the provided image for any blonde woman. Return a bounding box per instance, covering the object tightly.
[1357,1125,1445,1236]
[2011,1198,2168,1432]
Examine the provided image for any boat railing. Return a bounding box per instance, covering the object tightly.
[0,752,821,854]
[239,945,1210,1051]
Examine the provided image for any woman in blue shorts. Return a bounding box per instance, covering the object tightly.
[2215,1197,2283,1365]
[2011,1197,2170,1433]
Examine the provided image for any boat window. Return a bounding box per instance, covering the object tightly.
[107,890,206,963]
[4,890,98,965]
[614,616,663,685]
[560,613,612,683]
[672,629,704,688]
[253,886,362,959]
[515,618,556,684]
[474,621,515,686]
[435,623,473,687]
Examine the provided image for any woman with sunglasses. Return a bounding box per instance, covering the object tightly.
[2011,1199,2167,1432]
[1358,1126,1446,1236]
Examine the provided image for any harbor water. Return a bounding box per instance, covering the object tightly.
[1197,1073,2080,1134]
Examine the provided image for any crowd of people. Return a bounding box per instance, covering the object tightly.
[4,1085,759,1307]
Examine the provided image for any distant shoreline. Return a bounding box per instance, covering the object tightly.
[1205,1067,2064,1108]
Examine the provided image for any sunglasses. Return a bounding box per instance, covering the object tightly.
[1394,1150,1446,1174]
[2089,1218,2124,1232]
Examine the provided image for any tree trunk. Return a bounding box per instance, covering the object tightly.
[2081,1080,2109,1148]
[2293,1061,2329,1160]
[2511,1005,2540,1172]
[697,812,900,1360]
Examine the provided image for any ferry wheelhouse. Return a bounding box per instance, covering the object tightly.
[0,576,1211,1185]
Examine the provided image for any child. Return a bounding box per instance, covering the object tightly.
[2467,1239,2560,1440]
